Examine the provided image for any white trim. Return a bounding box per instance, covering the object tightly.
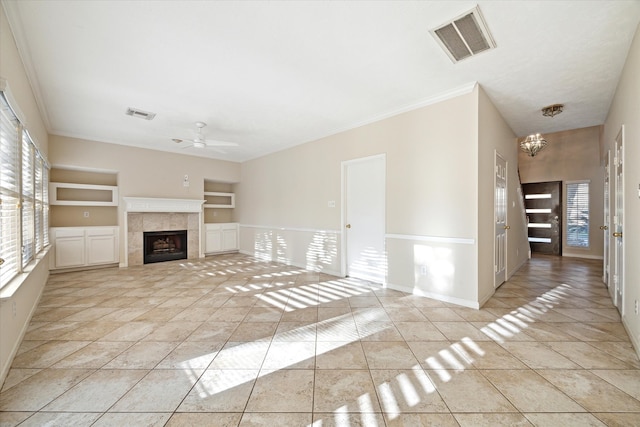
[240,224,341,235]
[0,78,27,127]
[385,233,475,245]
[123,197,204,213]
[386,281,480,309]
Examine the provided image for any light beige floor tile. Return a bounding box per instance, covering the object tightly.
[0,411,33,426]
[93,412,171,427]
[498,341,581,369]
[103,341,178,369]
[482,369,585,412]
[592,412,640,427]
[56,321,123,341]
[273,321,317,341]
[394,322,447,341]
[0,369,41,392]
[316,341,368,370]
[385,307,427,322]
[98,321,159,341]
[243,307,284,322]
[240,412,312,426]
[185,321,239,342]
[42,369,147,412]
[317,318,359,342]
[17,412,102,427]
[408,341,471,371]
[591,369,640,399]
[245,369,314,412]
[370,368,448,414]
[22,322,81,340]
[536,369,640,412]
[228,322,278,342]
[314,370,382,413]
[419,307,466,322]
[362,341,419,369]
[432,322,492,342]
[524,412,606,427]
[166,412,242,427]
[454,413,533,426]
[156,341,223,370]
[141,321,202,341]
[426,369,516,413]
[547,341,634,369]
[51,341,133,369]
[588,342,640,368]
[209,341,270,369]
[316,412,387,426]
[357,321,404,342]
[110,370,198,412]
[10,341,92,369]
[178,369,259,412]
[262,341,315,370]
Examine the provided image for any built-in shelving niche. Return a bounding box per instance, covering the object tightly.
[49,168,119,227]
[203,180,235,224]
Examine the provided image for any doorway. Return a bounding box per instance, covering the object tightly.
[522,181,562,255]
[342,154,386,283]
[602,150,611,285]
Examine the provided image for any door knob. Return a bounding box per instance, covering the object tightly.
[503,225,510,230]
[613,232,623,238]
[0,257,4,266]
[345,224,351,229]
[600,225,608,230]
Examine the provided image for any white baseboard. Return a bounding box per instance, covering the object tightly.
[385,281,479,309]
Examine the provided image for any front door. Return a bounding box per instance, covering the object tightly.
[522,181,562,255]
[613,127,624,312]
[494,151,507,288]
[343,155,386,283]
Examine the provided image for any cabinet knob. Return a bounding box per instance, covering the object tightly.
[0,257,4,266]
[345,224,351,229]
[600,225,608,230]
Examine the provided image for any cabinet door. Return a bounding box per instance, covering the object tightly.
[55,237,85,268]
[205,229,222,253]
[87,235,117,264]
[221,227,238,250]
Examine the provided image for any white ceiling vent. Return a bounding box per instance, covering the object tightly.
[125,107,156,120]
[431,6,496,63]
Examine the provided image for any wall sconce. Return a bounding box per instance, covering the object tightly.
[520,133,548,157]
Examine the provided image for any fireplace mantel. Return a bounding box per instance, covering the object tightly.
[123,197,204,213]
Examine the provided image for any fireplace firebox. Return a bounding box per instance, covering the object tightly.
[143,230,187,264]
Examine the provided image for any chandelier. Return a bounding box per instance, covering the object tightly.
[520,133,548,157]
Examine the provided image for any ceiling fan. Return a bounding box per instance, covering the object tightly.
[172,121,239,149]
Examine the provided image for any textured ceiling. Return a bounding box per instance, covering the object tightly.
[3,0,640,162]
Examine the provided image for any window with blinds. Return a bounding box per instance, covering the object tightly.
[566,181,589,248]
[0,86,49,288]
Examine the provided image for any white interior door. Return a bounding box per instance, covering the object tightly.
[343,155,386,283]
[613,127,624,312]
[602,150,610,285]
[494,152,508,288]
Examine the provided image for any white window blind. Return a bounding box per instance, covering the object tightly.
[0,93,20,287]
[566,182,589,248]
[0,85,49,289]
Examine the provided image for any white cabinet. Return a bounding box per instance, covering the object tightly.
[51,227,119,270]
[205,223,239,254]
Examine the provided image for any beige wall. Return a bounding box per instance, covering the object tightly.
[518,126,604,259]
[478,87,530,305]
[237,85,525,307]
[0,4,50,384]
[603,22,640,356]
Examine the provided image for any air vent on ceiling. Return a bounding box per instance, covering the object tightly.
[125,107,156,120]
[431,6,496,63]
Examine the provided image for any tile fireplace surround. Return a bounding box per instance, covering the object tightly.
[123,197,204,267]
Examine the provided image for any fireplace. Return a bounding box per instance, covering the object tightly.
[143,230,187,264]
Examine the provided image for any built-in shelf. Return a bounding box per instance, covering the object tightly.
[50,182,119,206]
[203,191,235,208]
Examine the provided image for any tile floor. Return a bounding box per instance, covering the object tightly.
[1,253,639,426]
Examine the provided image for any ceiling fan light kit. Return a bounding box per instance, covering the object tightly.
[173,121,239,149]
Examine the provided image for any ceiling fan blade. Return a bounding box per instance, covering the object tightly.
[204,140,239,147]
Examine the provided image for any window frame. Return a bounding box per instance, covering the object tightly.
[565,180,590,249]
